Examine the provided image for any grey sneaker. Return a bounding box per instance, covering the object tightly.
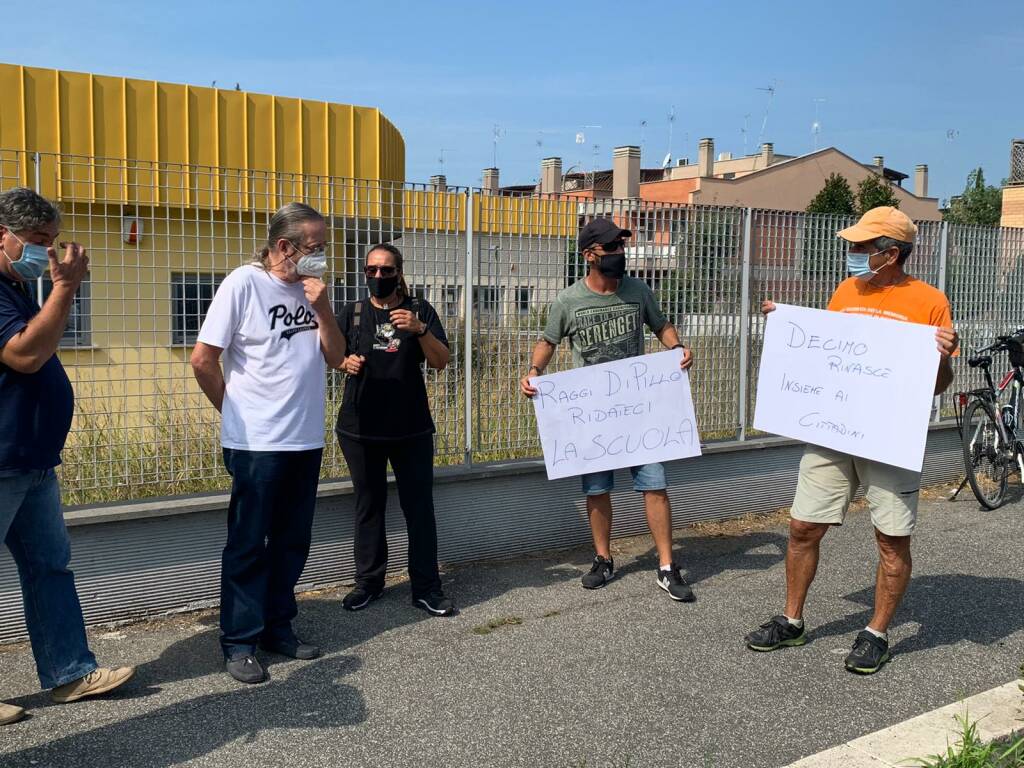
[225,655,266,684]
[581,556,614,589]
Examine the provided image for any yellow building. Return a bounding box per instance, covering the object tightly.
[0,63,577,504]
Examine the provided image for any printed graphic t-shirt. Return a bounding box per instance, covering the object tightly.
[0,277,75,470]
[828,276,953,330]
[197,264,326,451]
[543,275,668,368]
[335,296,448,441]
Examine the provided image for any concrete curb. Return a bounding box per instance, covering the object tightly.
[785,680,1023,767]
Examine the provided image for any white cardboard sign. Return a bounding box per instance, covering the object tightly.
[530,349,702,480]
[753,303,940,472]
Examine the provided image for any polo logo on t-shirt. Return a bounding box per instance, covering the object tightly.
[268,303,319,340]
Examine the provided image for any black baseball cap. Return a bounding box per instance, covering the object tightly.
[578,218,632,252]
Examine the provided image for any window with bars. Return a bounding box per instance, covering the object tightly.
[27,275,91,347]
[472,285,502,317]
[515,286,531,316]
[171,272,225,345]
[439,285,461,319]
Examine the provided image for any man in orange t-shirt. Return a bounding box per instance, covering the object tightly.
[744,207,959,675]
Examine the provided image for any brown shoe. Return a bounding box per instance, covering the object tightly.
[0,702,26,725]
[51,667,135,704]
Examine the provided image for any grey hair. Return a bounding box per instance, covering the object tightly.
[873,236,913,265]
[0,187,61,232]
[254,202,324,269]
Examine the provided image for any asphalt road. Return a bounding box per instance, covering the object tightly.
[1,487,1021,768]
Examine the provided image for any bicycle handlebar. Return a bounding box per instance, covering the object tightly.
[973,327,1024,355]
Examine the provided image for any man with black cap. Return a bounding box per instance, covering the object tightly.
[520,217,696,601]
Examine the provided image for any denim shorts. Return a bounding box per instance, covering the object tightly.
[581,463,667,496]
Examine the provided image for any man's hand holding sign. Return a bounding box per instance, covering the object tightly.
[753,303,940,471]
[530,348,701,480]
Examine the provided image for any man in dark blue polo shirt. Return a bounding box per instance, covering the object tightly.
[0,188,134,726]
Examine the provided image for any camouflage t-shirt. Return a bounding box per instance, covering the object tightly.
[543,275,667,368]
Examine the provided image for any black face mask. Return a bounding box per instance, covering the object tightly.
[596,252,626,279]
[367,275,399,299]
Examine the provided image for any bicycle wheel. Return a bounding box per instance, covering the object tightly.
[961,399,1010,509]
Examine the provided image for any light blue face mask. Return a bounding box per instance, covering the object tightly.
[2,229,50,281]
[846,249,884,280]
[296,249,327,279]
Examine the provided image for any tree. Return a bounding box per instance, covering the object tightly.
[806,173,856,215]
[855,173,900,214]
[943,167,1003,226]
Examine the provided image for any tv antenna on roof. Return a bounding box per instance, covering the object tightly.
[491,124,503,168]
[741,113,752,156]
[756,81,778,146]
[666,105,676,161]
[640,119,648,163]
[438,148,452,172]
[811,97,826,151]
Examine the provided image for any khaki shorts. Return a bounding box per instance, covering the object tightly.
[790,445,921,537]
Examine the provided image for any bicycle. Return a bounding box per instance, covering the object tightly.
[954,328,1024,509]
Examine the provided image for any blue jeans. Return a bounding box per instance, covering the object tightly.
[581,463,667,496]
[0,468,97,689]
[220,448,322,659]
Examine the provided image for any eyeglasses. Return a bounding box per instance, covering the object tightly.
[364,265,398,277]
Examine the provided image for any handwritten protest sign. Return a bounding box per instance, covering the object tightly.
[753,303,940,471]
[530,349,702,480]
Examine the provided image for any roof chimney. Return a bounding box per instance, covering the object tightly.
[914,164,928,197]
[429,174,447,191]
[872,156,884,174]
[760,142,774,166]
[612,145,641,199]
[482,167,499,195]
[1010,139,1024,184]
[540,157,562,195]
[698,138,714,178]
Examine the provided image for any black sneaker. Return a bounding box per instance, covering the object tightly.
[745,615,807,651]
[259,636,320,660]
[412,591,457,617]
[844,630,890,674]
[342,585,384,612]
[656,564,695,602]
[581,556,614,589]
[225,654,266,684]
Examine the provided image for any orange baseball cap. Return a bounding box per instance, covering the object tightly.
[837,206,917,244]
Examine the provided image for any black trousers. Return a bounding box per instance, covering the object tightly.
[220,448,322,658]
[337,433,441,597]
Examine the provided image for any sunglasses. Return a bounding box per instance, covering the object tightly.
[597,240,625,253]
[364,265,398,277]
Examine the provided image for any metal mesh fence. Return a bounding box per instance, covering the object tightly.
[2,149,1023,505]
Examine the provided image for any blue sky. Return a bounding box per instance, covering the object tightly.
[3,0,1022,203]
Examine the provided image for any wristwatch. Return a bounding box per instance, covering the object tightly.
[529,365,543,374]
[416,325,429,338]
[671,344,686,350]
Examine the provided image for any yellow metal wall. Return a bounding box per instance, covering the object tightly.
[0,62,406,207]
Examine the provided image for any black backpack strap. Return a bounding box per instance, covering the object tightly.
[355,298,374,358]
